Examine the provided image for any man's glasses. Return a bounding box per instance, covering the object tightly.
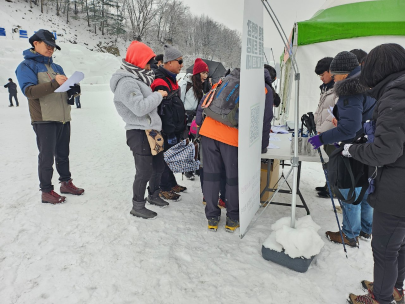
[42,42,55,51]
[173,59,183,65]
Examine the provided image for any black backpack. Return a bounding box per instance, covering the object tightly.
[327,144,369,205]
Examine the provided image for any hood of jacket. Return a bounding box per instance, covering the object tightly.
[334,66,366,97]
[23,48,53,64]
[264,69,272,86]
[110,69,141,93]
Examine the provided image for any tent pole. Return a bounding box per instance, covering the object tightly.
[262,0,300,228]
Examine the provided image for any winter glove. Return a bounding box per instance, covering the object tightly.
[167,135,178,146]
[363,121,376,143]
[67,84,81,105]
[308,135,322,150]
[342,144,353,158]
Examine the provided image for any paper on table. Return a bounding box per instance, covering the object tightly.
[267,143,279,149]
[269,134,281,141]
[54,71,85,93]
[271,125,289,134]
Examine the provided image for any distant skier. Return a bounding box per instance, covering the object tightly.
[15,29,84,204]
[4,78,19,107]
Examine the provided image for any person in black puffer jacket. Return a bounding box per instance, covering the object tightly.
[345,44,405,304]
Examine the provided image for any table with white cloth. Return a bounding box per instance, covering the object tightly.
[260,133,329,214]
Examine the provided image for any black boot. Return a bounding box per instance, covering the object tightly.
[130,200,157,219]
[146,188,169,208]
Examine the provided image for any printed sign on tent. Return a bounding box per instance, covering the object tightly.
[19,30,28,38]
[239,0,265,238]
[0,28,6,37]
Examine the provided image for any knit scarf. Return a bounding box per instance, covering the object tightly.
[120,59,155,87]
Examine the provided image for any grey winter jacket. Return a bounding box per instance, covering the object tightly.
[110,69,163,131]
[320,66,376,144]
[349,71,405,217]
[314,85,338,133]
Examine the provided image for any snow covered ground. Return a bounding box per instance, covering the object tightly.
[0,38,375,304]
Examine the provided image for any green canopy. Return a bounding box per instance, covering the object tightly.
[297,0,405,46]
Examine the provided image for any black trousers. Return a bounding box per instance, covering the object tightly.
[159,133,180,191]
[201,136,239,220]
[32,122,71,192]
[9,93,18,106]
[126,129,165,202]
[199,167,226,201]
[372,210,405,304]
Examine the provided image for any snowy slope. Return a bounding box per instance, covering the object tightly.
[0,37,375,304]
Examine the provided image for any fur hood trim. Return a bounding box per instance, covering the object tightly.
[334,74,367,97]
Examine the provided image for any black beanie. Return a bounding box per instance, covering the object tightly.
[330,51,359,75]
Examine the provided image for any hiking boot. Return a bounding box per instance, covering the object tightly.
[172,184,187,193]
[218,198,226,209]
[130,200,157,219]
[42,190,66,204]
[60,179,84,195]
[184,171,195,180]
[146,188,169,208]
[360,231,372,241]
[159,190,181,201]
[325,231,358,248]
[347,293,381,304]
[225,217,240,233]
[208,216,220,231]
[202,197,206,205]
[361,280,404,304]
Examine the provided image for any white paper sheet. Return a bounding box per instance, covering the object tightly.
[54,71,85,92]
[267,143,280,149]
[271,125,289,134]
[269,135,281,141]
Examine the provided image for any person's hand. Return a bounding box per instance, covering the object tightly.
[308,135,323,150]
[158,90,167,98]
[55,75,68,85]
[332,117,338,127]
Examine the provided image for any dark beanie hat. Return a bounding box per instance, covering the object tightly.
[330,51,359,75]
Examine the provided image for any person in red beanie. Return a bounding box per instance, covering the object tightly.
[110,41,169,219]
[178,58,209,181]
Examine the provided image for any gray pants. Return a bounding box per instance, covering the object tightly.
[126,129,165,202]
[372,210,405,304]
[201,136,239,220]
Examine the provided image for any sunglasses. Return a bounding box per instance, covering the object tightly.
[173,59,183,65]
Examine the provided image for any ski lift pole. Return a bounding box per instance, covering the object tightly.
[262,0,300,228]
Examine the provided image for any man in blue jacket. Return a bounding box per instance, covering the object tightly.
[309,51,376,247]
[4,78,19,107]
[15,29,84,204]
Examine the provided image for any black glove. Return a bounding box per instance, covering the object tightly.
[67,84,81,105]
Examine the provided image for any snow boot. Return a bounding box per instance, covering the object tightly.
[360,231,372,241]
[60,179,84,195]
[184,171,195,180]
[42,190,66,204]
[130,200,157,219]
[159,190,181,201]
[208,216,220,231]
[361,280,404,304]
[146,188,169,208]
[172,184,187,193]
[218,198,226,209]
[225,216,239,233]
[325,231,358,248]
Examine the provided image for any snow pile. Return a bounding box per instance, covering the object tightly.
[263,215,325,259]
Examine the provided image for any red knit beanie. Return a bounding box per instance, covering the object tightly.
[125,41,156,69]
[193,58,209,75]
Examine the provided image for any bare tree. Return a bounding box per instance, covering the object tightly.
[125,0,156,41]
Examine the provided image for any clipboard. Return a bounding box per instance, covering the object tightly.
[54,71,85,92]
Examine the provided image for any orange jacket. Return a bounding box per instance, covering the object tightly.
[199,116,238,147]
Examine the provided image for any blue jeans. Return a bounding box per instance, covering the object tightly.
[339,188,373,239]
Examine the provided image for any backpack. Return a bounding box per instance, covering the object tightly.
[202,68,240,128]
[327,144,369,205]
[164,139,200,173]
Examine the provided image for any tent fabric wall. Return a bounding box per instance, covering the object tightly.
[297,0,405,46]
[282,35,405,123]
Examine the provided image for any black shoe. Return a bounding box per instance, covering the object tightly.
[8,104,14,107]
[315,185,326,192]
[359,231,371,241]
[146,188,169,208]
[317,190,331,198]
[184,171,195,180]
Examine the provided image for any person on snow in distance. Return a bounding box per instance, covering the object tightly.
[4,78,19,107]
[110,41,169,219]
[15,29,84,205]
[313,57,338,199]
[308,51,376,248]
[151,44,187,202]
[345,43,405,304]
[178,58,209,181]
